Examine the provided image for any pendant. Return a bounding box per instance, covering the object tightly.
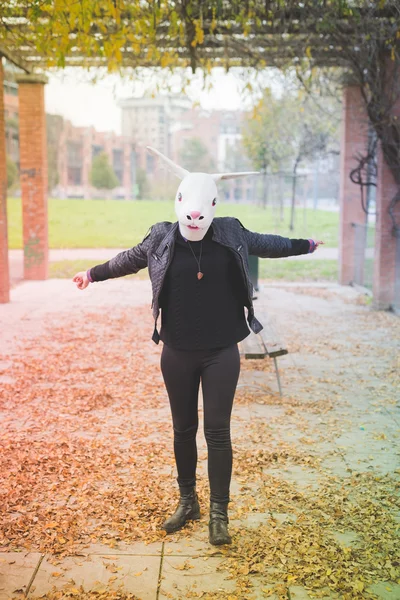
[197,272,204,280]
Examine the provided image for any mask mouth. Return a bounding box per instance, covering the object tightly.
[187,224,201,230]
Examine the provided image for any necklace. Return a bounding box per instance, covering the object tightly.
[187,240,204,280]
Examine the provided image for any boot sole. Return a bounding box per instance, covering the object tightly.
[163,510,201,534]
[209,536,232,545]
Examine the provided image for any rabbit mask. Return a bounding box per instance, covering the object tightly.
[146,146,259,242]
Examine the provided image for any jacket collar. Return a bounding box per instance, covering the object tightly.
[155,222,179,257]
[155,218,233,257]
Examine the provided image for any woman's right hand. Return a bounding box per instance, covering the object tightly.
[73,271,90,290]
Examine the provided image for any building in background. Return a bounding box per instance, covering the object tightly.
[120,96,254,201]
[4,73,254,202]
[3,70,138,200]
[55,120,137,199]
[119,95,192,178]
[169,108,254,202]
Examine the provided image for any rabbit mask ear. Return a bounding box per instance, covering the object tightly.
[146,146,189,180]
[211,171,259,181]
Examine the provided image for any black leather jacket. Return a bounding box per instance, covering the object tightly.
[89,217,313,344]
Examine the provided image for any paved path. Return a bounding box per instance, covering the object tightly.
[0,279,399,599]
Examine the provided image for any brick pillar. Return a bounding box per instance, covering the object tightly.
[339,85,369,285]
[0,59,10,303]
[373,72,400,310]
[16,73,48,280]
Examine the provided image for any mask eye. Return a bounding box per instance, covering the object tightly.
[212,198,217,206]
[178,193,182,202]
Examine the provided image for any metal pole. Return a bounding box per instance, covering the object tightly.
[273,357,283,397]
[395,228,400,313]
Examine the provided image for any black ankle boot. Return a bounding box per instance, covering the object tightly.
[209,501,232,545]
[163,488,201,534]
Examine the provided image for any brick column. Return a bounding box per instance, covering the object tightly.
[16,73,48,279]
[0,59,10,302]
[339,85,369,285]
[373,74,400,310]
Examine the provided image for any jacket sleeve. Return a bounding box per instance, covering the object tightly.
[238,220,312,258]
[89,227,153,282]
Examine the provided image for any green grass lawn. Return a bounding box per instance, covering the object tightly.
[8,197,340,249]
[51,258,338,282]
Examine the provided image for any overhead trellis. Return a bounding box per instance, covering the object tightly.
[0,1,399,74]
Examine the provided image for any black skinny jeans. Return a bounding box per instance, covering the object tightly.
[160,343,241,504]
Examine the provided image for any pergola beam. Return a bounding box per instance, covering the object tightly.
[2,38,355,70]
[0,43,31,73]
[1,3,397,72]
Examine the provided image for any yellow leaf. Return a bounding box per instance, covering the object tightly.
[306,46,312,59]
[354,581,364,592]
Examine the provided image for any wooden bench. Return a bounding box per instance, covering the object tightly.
[239,309,288,397]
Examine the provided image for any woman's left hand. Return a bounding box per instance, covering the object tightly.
[314,240,324,251]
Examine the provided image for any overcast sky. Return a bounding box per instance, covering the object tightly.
[44,67,282,134]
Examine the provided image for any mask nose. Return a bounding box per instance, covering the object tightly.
[190,211,201,220]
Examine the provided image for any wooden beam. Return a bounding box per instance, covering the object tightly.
[0,44,32,73]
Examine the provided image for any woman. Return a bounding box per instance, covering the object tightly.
[73,147,323,546]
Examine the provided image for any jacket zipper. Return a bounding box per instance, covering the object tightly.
[218,241,254,315]
[152,242,172,311]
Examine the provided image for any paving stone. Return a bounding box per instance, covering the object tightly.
[0,552,42,600]
[158,555,236,599]
[318,456,353,477]
[240,512,272,528]
[366,581,400,599]
[330,530,361,547]
[289,585,313,599]
[270,512,298,525]
[77,540,163,555]
[247,580,279,599]
[289,584,338,599]
[164,539,210,558]
[343,452,400,475]
[262,465,320,491]
[29,554,160,599]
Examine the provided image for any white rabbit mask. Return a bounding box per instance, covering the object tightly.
[146,146,259,242]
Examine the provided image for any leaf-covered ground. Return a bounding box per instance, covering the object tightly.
[0,280,399,599]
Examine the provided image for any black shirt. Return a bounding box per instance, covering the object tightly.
[159,225,250,351]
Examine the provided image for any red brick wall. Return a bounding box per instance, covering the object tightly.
[373,72,400,309]
[0,61,10,302]
[17,75,48,280]
[339,85,369,285]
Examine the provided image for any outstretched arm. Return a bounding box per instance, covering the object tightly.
[73,227,153,289]
[241,224,324,258]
